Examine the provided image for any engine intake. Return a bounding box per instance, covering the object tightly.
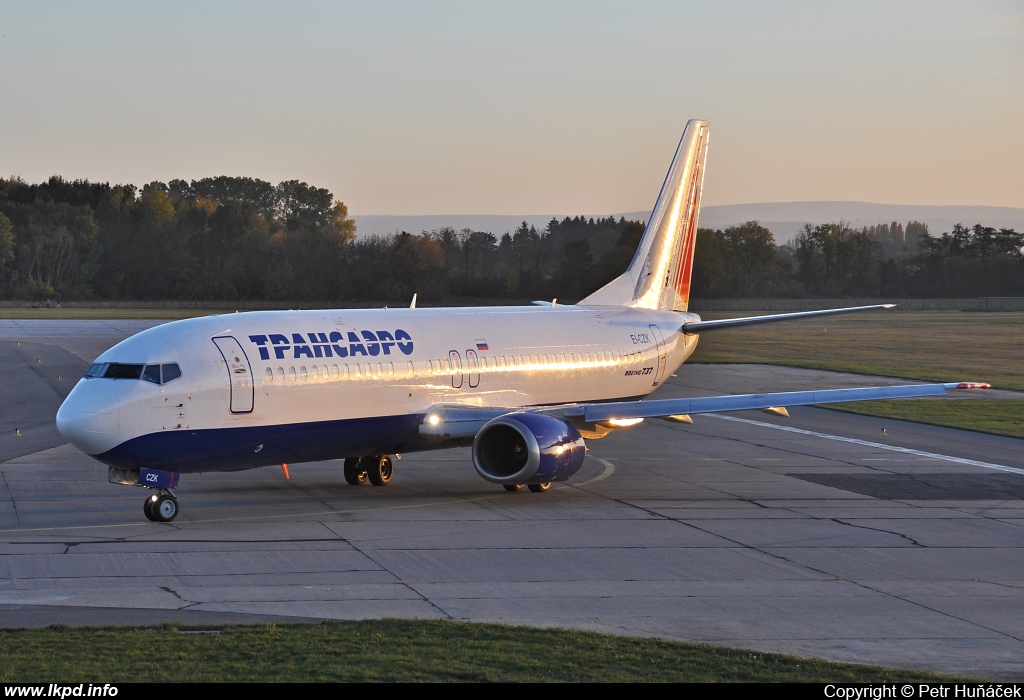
[473,412,586,485]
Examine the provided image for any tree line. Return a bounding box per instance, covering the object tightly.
[1,175,1021,304]
[692,220,1024,299]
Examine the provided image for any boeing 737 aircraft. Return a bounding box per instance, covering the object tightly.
[55,120,983,522]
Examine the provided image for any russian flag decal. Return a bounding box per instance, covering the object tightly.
[475,340,489,351]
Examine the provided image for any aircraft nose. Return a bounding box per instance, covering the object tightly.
[56,381,121,455]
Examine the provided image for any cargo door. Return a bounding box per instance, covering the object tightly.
[212,336,254,413]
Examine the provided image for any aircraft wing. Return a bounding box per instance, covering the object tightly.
[681,304,895,334]
[419,383,989,439]
[563,382,984,424]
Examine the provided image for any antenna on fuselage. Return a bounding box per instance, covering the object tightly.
[410,293,417,309]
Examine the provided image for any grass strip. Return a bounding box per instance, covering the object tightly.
[0,620,973,683]
[821,400,1024,439]
[690,311,1024,392]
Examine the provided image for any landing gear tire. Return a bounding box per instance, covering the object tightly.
[503,484,524,492]
[344,457,368,485]
[145,493,178,522]
[367,454,394,486]
[528,482,551,493]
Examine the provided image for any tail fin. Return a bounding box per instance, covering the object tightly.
[580,119,709,311]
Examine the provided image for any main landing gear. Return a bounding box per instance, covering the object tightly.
[143,490,179,522]
[344,455,394,486]
[503,483,551,492]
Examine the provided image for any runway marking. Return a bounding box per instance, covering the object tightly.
[580,458,616,484]
[706,414,1024,476]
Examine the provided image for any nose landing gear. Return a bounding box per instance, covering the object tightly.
[143,490,179,522]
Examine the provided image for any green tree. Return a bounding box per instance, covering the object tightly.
[0,212,14,296]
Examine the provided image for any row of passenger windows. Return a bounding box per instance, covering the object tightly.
[266,362,396,383]
[263,349,645,383]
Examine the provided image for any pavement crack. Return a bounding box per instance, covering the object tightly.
[158,585,194,606]
[1,473,21,526]
[832,518,925,547]
[399,581,455,620]
[318,521,452,620]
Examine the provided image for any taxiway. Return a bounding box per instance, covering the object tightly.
[1,321,1022,679]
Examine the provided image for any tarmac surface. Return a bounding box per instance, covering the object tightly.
[1,320,1023,679]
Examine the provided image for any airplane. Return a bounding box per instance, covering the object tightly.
[55,119,986,522]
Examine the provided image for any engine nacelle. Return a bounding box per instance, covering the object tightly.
[473,412,587,485]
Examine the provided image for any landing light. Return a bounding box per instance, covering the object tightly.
[598,417,644,428]
[427,414,442,426]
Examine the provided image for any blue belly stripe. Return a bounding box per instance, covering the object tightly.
[96,413,446,473]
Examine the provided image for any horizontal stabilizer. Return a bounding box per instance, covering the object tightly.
[681,304,895,334]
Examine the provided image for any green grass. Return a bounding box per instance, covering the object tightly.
[690,310,1024,439]
[690,310,1024,392]
[822,399,1024,439]
[0,620,973,683]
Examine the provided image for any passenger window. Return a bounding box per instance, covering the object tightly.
[288,367,296,381]
[142,365,161,384]
[265,367,274,382]
[355,364,361,378]
[322,364,328,379]
[311,366,319,381]
[389,362,395,377]
[343,364,350,378]
[407,361,414,377]
[300,366,308,381]
[332,364,339,379]
[377,362,383,377]
[276,367,285,381]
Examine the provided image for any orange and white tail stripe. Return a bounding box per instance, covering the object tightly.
[580,120,709,312]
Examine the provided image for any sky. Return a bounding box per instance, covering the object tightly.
[1,1,1022,215]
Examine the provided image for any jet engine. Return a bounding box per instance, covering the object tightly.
[472,412,586,485]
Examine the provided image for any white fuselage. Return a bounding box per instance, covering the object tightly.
[57,304,700,472]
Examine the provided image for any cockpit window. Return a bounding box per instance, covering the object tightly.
[104,363,144,380]
[85,362,182,385]
[85,363,108,378]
